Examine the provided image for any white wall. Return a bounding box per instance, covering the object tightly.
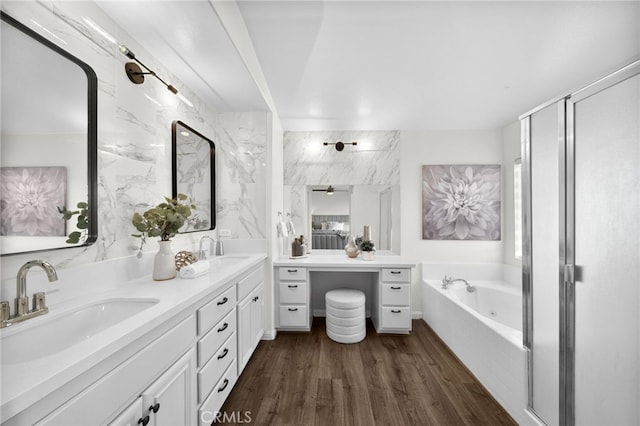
[399,129,505,316]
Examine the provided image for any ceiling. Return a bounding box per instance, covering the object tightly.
[99,1,640,131]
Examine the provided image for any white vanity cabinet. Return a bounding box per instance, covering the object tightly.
[275,267,310,331]
[372,268,412,333]
[32,315,197,426]
[237,282,264,374]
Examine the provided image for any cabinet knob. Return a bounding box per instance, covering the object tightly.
[217,322,229,333]
[253,295,260,302]
[217,297,228,306]
[217,348,229,360]
[149,402,160,413]
[217,378,229,393]
[138,415,150,426]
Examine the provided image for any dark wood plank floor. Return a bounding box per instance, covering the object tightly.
[218,318,516,426]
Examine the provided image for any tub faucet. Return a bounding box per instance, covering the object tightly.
[198,235,216,260]
[442,276,476,293]
[1,260,58,328]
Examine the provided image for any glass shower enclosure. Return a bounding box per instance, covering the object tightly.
[521,60,639,426]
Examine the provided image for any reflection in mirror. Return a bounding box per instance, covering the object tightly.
[172,121,215,232]
[309,185,351,250]
[284,184,400,253]
[0,12,97,256]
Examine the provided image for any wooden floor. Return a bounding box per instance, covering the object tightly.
[219,318,516,426]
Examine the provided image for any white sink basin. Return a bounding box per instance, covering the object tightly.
[209,255,249,269]
[1,298,158,364]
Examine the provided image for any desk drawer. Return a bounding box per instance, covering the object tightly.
[197,310,236,368]
[198,286,236,335]
[279,305,308,327]
[198,332,237,403]
[381,268,410,283]
[380,307,411,330]
[279,267,306,281]
[381,283,410,306]
[279,282,307,304]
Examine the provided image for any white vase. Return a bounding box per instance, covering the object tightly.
[153,240,176,281]
[362,251,374,261]
[345,236,359,258]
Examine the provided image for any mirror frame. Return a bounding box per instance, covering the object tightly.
[171,120,216,232]
[1,11,98,256]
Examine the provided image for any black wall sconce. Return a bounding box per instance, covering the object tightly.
[120,44,178,94]
[324,141,357,151]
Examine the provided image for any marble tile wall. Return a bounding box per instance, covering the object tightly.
[283,130,400,185]
[1,1,267,280]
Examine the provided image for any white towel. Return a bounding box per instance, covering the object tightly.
[286,219,296,235]
[277,221,289,238]
[179,260,210,279]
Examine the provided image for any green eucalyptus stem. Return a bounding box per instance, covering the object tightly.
[58,202,89,244]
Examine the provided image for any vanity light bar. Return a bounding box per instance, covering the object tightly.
[323,141,357,151]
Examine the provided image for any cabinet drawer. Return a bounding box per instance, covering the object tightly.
[198,332,237,403]
[238,265,264,301]
[198,286,236,335]
[197,310,236,368]
[199,360,238,426]
[381,283,410,306]
[381,268,410,282]
[279,267,306,281]
[380,307,411,330]
[279,282,307,304]
[279,305,308,327]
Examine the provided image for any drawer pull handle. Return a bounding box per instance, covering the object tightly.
[138,415,150,426]
[390,286,401,290]
[253,295,260,302]
[218,378,229,393]
[217,297,228,305]
[390,271,401,274]
[149,403,160,414]
[217,322,229,333]
[288,284,298,288]
[288,308,298,312]
[217,348,229,360]
[391,309,402,313]
[287,269,298,273]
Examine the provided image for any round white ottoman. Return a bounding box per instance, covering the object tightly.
[325,288,366,344]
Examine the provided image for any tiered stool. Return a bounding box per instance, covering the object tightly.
[325,289,366,344]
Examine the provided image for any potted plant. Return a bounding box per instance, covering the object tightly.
[360,239,375,261]
[131,194,196,280]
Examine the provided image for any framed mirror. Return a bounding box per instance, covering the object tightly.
[171,121,215,232]
[0,12,98,256]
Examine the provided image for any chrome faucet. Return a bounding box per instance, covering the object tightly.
[1,260,58,328]
[198,235,216,260]
[442,276,476,293]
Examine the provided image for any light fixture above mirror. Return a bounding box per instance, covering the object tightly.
[323,141,357,151]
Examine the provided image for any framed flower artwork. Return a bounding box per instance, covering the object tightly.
[422,164,501,241]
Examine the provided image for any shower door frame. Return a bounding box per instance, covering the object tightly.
[522,59,640,426]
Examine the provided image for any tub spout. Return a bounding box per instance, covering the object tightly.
[442,276,475,293]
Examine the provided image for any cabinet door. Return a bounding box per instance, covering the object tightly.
[142,349,196,426]
[109,397,144,426]
[237,295,253,372]
[251,284,264,345]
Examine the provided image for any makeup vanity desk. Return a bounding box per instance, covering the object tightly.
[274,252,415,334]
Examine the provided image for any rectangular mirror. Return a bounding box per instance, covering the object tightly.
[172,121,215,232]
[0,12,98,256]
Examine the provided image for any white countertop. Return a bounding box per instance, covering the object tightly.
[274,250,415,269]
[0,252,266,422]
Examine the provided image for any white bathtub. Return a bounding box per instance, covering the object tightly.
[422,263,532,425]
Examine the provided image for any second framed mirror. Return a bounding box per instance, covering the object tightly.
[172,120,215,232]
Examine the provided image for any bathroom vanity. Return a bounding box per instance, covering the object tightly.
[274,252,415,334]
[0,251,266,426]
